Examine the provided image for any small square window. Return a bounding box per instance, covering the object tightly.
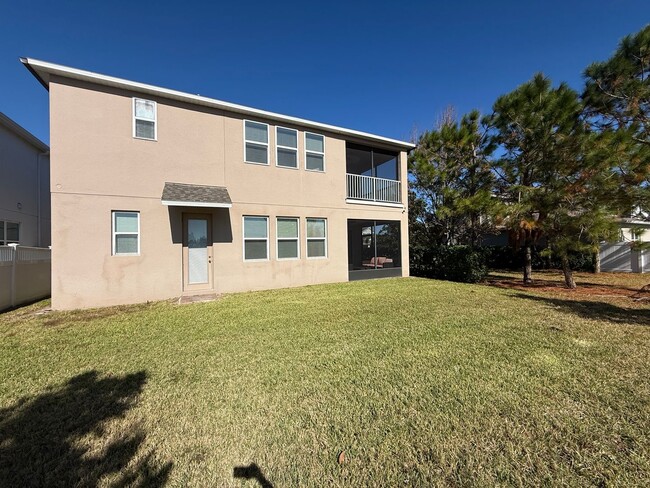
[0,221,19,245]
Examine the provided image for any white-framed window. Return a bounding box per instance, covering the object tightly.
[277,217,299,259]
[112,211,140,255]
[243,216,269,260]
[0,220,19,245]
[244,120,269,165]
[305,132,325,172]
[276,127,298,169]
[133,98,157,140]
[306,218,327,258]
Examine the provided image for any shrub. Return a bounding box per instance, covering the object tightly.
[410,245,594,282]
[410,245,488,283]
[483,246,595,272]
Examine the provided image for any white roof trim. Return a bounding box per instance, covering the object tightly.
[622,219,650,226]
[161,200,232,208]
[21,57,415,150]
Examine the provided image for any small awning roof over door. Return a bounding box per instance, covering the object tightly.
[161,182,232,208]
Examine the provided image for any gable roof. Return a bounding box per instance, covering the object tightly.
[0,112,49,153]
[21,57,415,151]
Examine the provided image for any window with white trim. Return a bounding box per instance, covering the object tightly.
[112,211,140,255]
[243,216,269,260]
[244,120,269,164]
[133,98,156,140]
[0,221,19,245]
[305,132,325,171]
[276,127,298,168]
[306,218,327,258]
[277,217,299,259]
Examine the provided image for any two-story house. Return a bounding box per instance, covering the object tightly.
[0,112,50,248]
[21,58,414,310]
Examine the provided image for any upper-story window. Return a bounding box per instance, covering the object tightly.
[244,120,269,165]
[0,221,19,245]
[133,98,157,140]
[276,127,298,169]
[305,132,325,172]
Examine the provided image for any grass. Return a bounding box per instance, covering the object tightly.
[1,276,649,486]
[487,268,650,292]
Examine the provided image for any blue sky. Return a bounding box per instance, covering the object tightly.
[1,1,648,145]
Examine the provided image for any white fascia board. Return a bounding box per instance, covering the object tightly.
[21,57,415,150]
[161,200,232,208]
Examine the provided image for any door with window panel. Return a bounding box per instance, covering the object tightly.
[182,214,213,292]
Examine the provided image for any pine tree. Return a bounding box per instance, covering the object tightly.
[583,25,650,146]
[409,110,497,248]
[488,74,618,288]
[583,25,650,214]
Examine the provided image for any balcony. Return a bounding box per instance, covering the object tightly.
[345,142,402,205]
[346,174,401,204]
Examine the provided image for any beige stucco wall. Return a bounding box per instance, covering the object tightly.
[49,76,409,309]
[0,123,50,247]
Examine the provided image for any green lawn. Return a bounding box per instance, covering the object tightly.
[1,277,649,487]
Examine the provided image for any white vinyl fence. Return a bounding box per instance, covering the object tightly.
[600,243,647,273]
[0,245,51,311]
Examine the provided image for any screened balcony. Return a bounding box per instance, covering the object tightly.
[346,143,401,204]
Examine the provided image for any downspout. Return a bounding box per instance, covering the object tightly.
[36,150,49,247]
[37,152,41,247]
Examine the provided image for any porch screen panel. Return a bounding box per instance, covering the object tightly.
[347,219,401,272]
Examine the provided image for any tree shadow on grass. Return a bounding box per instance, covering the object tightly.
[233,463,274,487]
[513,293,650,326]
[0,370,172,487]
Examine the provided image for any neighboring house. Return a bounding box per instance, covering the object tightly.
[21,58,414,310]
[600,210,649,273]
[0,112,50,247]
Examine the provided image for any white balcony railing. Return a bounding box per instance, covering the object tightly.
[346,173,401,204]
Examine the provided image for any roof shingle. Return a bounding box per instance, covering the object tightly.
[161,182,232,207]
